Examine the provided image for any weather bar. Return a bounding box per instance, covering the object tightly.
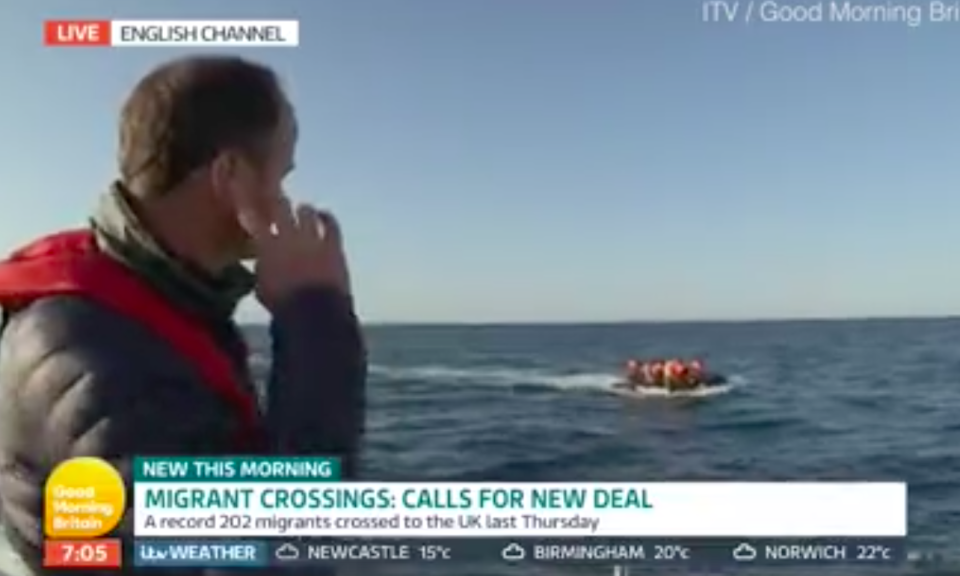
[132,537,906,567]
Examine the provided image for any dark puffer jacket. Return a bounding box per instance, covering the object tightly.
[0,188,366,575]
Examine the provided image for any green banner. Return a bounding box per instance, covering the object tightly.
[133,457,340,482]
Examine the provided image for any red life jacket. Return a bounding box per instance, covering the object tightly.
[0,229,262,448]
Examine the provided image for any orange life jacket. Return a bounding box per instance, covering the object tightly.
[666,361,687,378]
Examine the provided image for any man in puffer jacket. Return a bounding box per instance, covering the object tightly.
[0,55,367,575]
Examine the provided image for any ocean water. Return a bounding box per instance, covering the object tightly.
[250,319,958,576]
[2,319,955,575]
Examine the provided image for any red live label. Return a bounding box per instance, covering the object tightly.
[44,539,122,569]
[44,20,111,46]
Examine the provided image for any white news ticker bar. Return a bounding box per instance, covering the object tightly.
[133,482,907,538]
[110,20,299,47]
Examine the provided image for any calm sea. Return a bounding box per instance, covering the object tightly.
[260,319,957,575]
[2,319,955,575]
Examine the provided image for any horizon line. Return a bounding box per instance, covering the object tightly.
[238,313,960,327]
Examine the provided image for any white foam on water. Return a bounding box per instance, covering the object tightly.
[370,364,745,396]
[609,382,736,399]
[610,373,747,399]
[370,364,617,391]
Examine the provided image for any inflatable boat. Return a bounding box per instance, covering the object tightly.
[612,372,728,393]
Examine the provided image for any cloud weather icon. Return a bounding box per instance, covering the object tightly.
[501,543,526,561]
[732,543,757,561]
[275,543,300,561]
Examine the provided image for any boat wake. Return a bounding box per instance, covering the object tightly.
[370,364,744,397]
[609,381,739,399]
[370,364,614,391]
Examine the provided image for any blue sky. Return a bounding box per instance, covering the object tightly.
[1,0,958,323]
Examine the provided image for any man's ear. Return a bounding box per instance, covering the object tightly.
[210,152,239,200]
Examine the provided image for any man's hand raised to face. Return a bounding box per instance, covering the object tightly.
[240,196,352,311]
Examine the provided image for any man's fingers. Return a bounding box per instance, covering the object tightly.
[314,210,343,246]
[295,204,321,240]
[272,196,298,236]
